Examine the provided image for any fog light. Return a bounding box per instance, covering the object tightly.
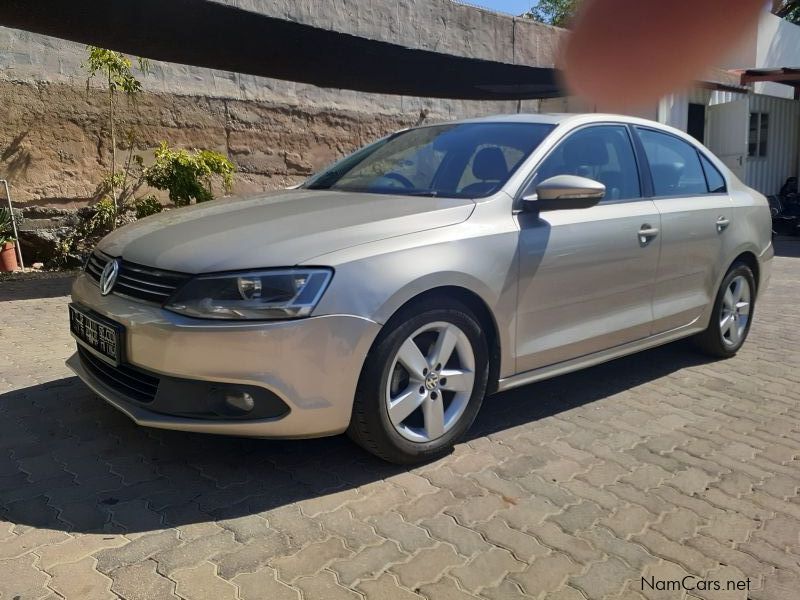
[225,391,255,413]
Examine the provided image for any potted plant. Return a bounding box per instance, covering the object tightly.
[0,207,19,272]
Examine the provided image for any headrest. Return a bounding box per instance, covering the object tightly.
[472,147,508,181]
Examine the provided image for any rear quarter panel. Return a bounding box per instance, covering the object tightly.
[726,185,773,296]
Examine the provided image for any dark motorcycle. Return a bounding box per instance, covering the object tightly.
[769,176,800,237]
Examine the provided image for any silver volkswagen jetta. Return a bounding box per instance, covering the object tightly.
[67,114,773,463]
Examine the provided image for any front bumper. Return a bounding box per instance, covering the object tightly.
[67,273,381,438]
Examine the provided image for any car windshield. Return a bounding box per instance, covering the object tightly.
[303,122,555,198]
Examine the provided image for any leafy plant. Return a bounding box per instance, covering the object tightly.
[134,195,163,219]
[53,200,122,268]
[523,0,580,27]
[143,142,235,206]
[775,0,800,24]
[0,207,16,246]
[84,46,150,222]
[89,197,118,233]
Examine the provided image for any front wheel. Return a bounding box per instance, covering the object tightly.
[694,263,756,358]
[348,299,489,464]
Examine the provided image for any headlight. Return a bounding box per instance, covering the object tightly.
[165,268,333,320]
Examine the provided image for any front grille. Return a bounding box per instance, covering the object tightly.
[86,251,191,304]
[78,346,160,403]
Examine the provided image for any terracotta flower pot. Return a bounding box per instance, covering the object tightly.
[1,241,18,272]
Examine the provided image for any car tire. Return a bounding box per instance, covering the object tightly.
[693,262,756,358]
[348,297,490,464]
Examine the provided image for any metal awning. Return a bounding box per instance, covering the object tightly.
[0,0,561,100]
[696,68,749,94]
[738,67,800,98]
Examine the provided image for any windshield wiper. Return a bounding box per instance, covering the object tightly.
[401,190,440,197]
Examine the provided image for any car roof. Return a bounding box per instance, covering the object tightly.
[422,112,693,142]
[450,113,568,125]
[450,113,662,127]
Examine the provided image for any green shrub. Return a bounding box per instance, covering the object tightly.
[0,207,17,245]
[134,196,163,219]
[90,197,117,232]
[144,142,235,207]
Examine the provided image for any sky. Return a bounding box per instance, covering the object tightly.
[467,0,537,17]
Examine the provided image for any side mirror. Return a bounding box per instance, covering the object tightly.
[522,175,605,211]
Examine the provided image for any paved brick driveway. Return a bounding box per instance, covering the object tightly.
[1,240,799,600]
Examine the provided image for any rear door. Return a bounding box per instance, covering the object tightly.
[634,127,733,334]
[514,124,661,372]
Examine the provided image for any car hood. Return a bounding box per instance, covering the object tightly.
[97,189,475,273]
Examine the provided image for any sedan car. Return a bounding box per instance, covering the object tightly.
[67,113,772,463]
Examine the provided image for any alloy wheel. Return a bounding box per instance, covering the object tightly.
[719,274,751,348]
[384,321,476,443]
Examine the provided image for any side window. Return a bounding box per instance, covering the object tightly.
[530,125,640,201]
[699,154,727,193]
[638,129,707,196]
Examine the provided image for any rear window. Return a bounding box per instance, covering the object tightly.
[638,128,708,196]
[699,154,727,193]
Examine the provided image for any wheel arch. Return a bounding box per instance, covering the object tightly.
[730,250,760,292]
[373,285,503,394]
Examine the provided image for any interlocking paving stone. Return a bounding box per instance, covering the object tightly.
[153,530,240,576]
[390,543,466,589]
[272,537,352,582]
[232,568,301,600]
[94,530,181,575]
[212,533,290,579]
[448,546,524,592]
[48,556,115,600]
[330,539,405,586]
[417,575,481,599]
[0,553,53,600]
[2,239,800,598]
[356,573,424,600]
[294,569,362,600]
[510,551,582,596]
[172,561,238,600]
[316,506,383,550]
[369,511,436,553]
[110,559,178,600]
[473,517,550,562]
[37,533,128,570]
[419,514,493,557]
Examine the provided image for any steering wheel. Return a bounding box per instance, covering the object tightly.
[381,172,415,189]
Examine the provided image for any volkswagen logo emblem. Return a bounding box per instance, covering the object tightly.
[100,259,120,296]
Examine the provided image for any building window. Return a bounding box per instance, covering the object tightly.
[748,112,769,157]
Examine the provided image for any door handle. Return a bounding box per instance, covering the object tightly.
[716,216,730,232]
[638,224,659,245]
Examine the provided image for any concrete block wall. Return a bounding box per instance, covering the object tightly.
[0,0,565,215]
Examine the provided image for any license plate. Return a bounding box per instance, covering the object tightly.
[69,303,124,365]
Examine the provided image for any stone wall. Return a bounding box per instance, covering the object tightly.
[0,0,567,263]
[1,77,430,262]
[0,78,419,207]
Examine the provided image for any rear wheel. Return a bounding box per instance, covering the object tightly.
[694,262,755,358]
[348,298,489,464]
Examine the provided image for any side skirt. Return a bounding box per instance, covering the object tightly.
[496,321,705,393]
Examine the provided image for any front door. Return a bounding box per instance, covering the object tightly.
[515,124,661,373]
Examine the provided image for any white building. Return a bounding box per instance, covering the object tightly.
[540,10,800,196]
